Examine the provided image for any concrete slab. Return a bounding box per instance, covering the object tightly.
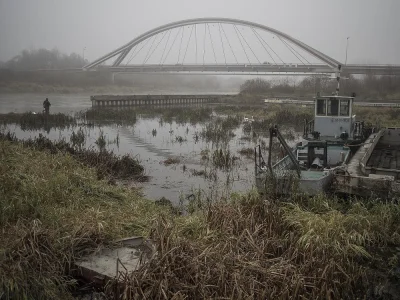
[74,236,154,286]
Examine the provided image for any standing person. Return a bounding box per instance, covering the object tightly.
[43,98,51,114]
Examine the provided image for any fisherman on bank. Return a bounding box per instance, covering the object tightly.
[43,98,51,114]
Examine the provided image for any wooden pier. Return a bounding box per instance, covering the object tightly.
[90,94,220,107]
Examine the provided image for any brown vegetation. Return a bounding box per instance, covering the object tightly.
[108,193,400,299]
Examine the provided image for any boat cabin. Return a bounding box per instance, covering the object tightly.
[304,95,362,141]
[315,95,354,138]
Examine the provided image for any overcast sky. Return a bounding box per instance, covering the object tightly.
[1,0,399,65]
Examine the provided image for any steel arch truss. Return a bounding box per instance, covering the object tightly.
[84,17,341,71]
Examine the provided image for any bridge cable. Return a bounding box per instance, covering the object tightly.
[126,38,151,65]
[253,30,285,64]
[236,26,261,64]
[194,24,198,64]
[207,24,218,64]
[125,45,138,65]
[144,31,168,64]
[278,36,305,65]
[251,27,276,65]
[162,27,182,65]
[142,35,158,64]
[220,24,238,64]
[279,36,305,64]
[233,25,251,65]
[177,26,185,64]
[217,23,227,65]
[182,25,194,64]
[203,24,207,65]
[283,39,311,64]
[159,29,172,65]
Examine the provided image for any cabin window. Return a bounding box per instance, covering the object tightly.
[316,99,326,115]
[327,98,339,116]
[340,99,350,116]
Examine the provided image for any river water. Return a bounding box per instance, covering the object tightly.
[0,93,297,203]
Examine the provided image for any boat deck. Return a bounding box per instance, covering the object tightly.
[335,129,400,197]
[367,145,400,170]
[346,134,377,177]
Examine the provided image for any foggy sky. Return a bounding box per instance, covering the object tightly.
[1,0,399,64]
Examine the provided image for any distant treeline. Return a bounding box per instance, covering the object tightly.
[0,48,109,87]
[240,75,400,100]
[3,48,85,70]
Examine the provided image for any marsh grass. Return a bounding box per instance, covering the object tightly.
[238,147,254,158]
[78,109,137,125]
[107,132,120,147]
[211,149,238,170]
[0,140,167,299]
[138,107,212,124]
[174,135,187,144]
[200,122,235,145]
[0,131,145,181]
[70,127,85,150]
[163,157,180,165]
[0,112,76,130]
[95,130,107,150]
[190,169,206,177]
[354,107,400,127]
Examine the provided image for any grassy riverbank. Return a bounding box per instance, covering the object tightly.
[1,126,400,299]
[0,139,169,299]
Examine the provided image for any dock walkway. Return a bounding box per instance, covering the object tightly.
[91,94,221,107]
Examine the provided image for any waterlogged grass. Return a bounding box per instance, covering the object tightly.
[163,157,181,166]
[0,112,76,130]
[78,108,137,125]
[211,149,238,170]
[136,107,212,125]
[70,127,85,149]
[0,140,168,299]
[215,104,313,128]
[238,147,254,158]
[200,117,239,145]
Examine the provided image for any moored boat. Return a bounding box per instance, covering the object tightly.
[255,92,380,196]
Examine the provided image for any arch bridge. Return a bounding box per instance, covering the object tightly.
[84,18,400,76]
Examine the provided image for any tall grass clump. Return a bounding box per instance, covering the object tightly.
[211,149,237,170]
[95,130,107,150]
[70,127,85,149]
[200,121,236,145]
[0,140,167,299]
